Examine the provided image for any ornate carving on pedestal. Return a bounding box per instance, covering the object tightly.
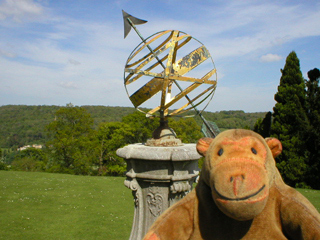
[170,181,192,193]
[124,178,144,240]
[125,178,140,208]
[124,178,139,191]
[147,187,163,217]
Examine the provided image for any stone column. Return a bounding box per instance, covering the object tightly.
[117,143,201,240]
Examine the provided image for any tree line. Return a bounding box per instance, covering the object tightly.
[0,104,203,176]
[254,51,320,189]
[0,105,265,149]
[0,105,136,148]
[0,105,265,177]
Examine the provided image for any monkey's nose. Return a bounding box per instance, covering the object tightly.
[230,175,245,196]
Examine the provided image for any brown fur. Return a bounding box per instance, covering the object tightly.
[143,129,320,240]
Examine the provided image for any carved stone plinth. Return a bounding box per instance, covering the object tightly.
[116,143,201,240]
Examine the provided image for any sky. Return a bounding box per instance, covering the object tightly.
[0,0,319,113]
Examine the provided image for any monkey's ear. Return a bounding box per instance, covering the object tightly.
[196,137,214,156]
[265,138,282,158]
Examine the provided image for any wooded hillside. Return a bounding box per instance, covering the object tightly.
[0,105,265,148]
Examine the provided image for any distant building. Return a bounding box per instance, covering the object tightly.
[17,144,43,151]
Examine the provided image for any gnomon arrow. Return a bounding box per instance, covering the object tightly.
[122,10,147,39]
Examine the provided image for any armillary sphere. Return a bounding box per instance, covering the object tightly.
[124,29,217,120]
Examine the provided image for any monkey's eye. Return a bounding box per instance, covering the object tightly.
[251,147,257,154]
[218,148,224,156]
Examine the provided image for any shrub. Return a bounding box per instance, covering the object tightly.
[47,164,74,174]
[11,158,36,171]
[106,164,126,176]
[0,160,8,170]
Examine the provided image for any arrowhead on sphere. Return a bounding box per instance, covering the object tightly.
[122,10,147,38]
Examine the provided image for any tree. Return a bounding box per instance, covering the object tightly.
[304,68,320,188]
[271,51,309,187]
[46,104,95,175]
[0,148,8,170]
[122,111,204,143]
[169,118,203,143]
[122,111,159,143]
[94,122,134,175]
[253,111,272,138]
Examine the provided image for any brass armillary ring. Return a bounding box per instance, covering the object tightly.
[124,30,217,119]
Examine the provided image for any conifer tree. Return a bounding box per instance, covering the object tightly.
[271,51,309,187]
[253,111,272,138]
[304,68,320,188]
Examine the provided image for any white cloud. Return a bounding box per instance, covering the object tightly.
[0,0,43,22]
[68,59,81,66]
[58,81,78,90]
[0,48,15,57]
[180,1,320,61]
[260,54,283,62]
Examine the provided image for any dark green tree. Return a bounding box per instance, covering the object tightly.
[169,118,203,143]
[11,147,48,172]
[304,68,320,189]
[0,148,7,170]
[122,111,203,144]
[253,111,272,138]
[271,51,309,187]
[45,104,95,175]
[94,122,134,175]
[122,111,159,143]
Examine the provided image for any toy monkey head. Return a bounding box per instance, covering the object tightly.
[196,129,282,221]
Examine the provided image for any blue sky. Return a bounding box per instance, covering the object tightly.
[0,0,319,113]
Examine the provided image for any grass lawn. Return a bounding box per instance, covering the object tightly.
[297,188,320,212]
[0,171,133,240]
[0,171,319,240]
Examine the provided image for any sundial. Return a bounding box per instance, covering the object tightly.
[122,10,218,145]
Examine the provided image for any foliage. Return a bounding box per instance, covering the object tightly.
[304,68,320,189]
[254,52,320,188]
[0,105,60,148]
[104,164,127,176]
[0,156,8,170]
[122,111,159,143]
[270,52,309,187]
[11,158,45,172]
[11,148,47,172]
[169,117,203,143]
[14,148,48,163]
[0,149,6,170]
[0,105,265,149]
[82,105,135,126]
[94,122,134,175]
[195,110,265,131]
[45,104,95,175]
[1,104,267,177]
[253,111,272,138]
[0,105,135,149]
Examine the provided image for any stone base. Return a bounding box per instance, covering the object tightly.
[117,143,201,240]
[145,137,182,147]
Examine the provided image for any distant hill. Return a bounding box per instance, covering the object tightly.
[0,105,266,148]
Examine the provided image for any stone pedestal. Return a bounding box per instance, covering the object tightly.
[117,143,201,240]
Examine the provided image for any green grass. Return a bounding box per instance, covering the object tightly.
[0,171,319,240]
[0,171,133,240]
[297,188,320,212]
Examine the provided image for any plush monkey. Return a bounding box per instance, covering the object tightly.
[143,129,320,240]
